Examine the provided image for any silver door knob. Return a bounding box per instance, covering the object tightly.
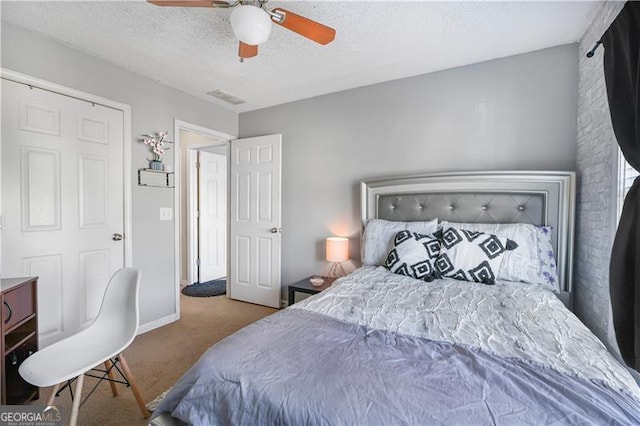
[270,228,282,234]
[112,233,123,241]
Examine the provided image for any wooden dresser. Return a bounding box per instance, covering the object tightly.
[1,277,39,404]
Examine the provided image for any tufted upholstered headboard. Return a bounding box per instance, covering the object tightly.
[361,171,576,294]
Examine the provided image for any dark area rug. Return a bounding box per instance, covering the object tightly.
[181,279,226,297]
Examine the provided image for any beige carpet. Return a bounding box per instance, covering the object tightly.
[30,294,277,425]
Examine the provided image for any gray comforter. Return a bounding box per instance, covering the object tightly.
[154,309,640,425]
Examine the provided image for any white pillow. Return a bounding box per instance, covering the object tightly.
[362,218,439,266]
[440,221,560,291]
[533,226,560,290]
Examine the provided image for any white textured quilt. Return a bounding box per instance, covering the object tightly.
[291,266,640,398]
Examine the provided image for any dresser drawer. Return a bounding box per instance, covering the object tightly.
[2,280,35,330]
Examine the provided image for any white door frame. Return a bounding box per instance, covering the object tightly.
[173,120,235,315]
[0,68,133,268]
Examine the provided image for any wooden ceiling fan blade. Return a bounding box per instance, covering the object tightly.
[272,8,336,45]
[147,0,230,7]
[238,42,258,61]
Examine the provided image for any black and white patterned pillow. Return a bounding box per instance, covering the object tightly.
[435,227,518,285]
[384,231,440,282]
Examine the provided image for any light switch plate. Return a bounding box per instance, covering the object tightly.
[160,207,173,221]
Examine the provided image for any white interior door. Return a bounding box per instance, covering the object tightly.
[230,134,282,308]
[198,151,227,282]
[1,79,125,347]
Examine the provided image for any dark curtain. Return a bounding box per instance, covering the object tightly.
[604,1,640,370]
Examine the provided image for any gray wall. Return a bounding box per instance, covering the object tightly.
[240,44,579,297]
[1,22,238,327]
[574,1,625,352]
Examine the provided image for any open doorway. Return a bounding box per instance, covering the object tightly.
[173,120,234,311]
[181,129,228,287]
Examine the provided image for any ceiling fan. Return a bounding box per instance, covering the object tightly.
[147,0,336,61]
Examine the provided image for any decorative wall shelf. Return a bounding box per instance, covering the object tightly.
[138,168,174,188]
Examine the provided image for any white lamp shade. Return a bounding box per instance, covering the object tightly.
[230,5,272,46]
[326,237,349,263]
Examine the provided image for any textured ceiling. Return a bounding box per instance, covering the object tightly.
[1,1,601,113]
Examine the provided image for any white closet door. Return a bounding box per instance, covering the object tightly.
[1,79,125,347]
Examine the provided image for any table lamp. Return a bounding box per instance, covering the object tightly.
[326,237,349,278]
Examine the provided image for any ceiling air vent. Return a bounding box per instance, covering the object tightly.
[207,89,246,105]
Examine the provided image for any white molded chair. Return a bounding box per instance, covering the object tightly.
[19,267,149,425]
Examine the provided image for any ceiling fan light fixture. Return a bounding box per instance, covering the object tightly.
[230,4,272,46]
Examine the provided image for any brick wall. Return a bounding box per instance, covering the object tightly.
[574,1,624,350]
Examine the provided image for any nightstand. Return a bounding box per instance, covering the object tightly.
[288,276,335,306]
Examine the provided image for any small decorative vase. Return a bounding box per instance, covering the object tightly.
[150,160,163,171]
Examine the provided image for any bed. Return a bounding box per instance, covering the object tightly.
[152,171,640,425]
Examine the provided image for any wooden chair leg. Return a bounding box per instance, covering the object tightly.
[118,353,150,419]
[69,374,85,426]
[46,382,62,406]
[104,360,119,396]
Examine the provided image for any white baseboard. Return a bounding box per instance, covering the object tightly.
[137,313,179,335]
